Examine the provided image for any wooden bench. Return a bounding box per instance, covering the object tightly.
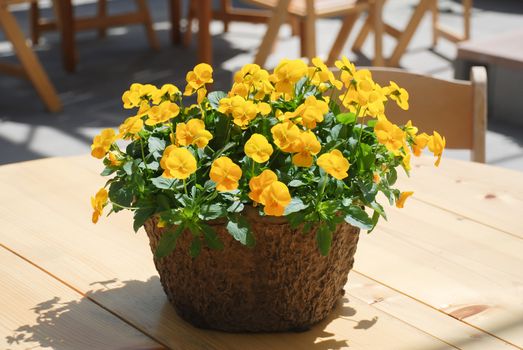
[455,30,523,126]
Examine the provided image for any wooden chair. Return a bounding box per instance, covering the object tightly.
[183,0,293,49]
[29,0,159,72]
[245,0,382,67]
[0,0,61,111]
[366,66,486,162]
[350,0,472,67]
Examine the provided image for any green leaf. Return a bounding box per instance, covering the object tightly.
[386,168,398,185]
[100,167,116,176]
[133,207,155,232]
[336,112,357,125]
[139,161,159,171]
[155,224,184,258]
[189,237,202,257]
[156,194,171,211]
[367,119,377,128]
[227,201,244,213]
[226,215,255,247]
[288,179,305,187]
[357,180,378,203]
[123,161,133,176]
[344,206,373,230]
[148,136,166,154]
[368,210,381,233]
[151,176,176,190]
[199,203,226,220]
[329,124,343,140]
[287,212,305,228]
[201,224,224,250]
[108,181,133,211]
[207,91,227,109]
[358,143,375,173]
[284,197,308,215]
[316,225,333,256]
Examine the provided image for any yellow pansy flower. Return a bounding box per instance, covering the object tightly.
[259,181,292,216]
[292,131,321,167]
[317,149,350,180]
[402,152,411,171]
[184,63,213,93]
[405,120,418,137]
[119,115,144,139]
[248,169,277,203]
[231,97,258,128]
[244,134,273,163]
[122,89,141,109]
[210,157,242,192]
[160,146,197,180]
[428,131,446,167]
[309,57,343,90]
[335,56,356,74]
[151,84,180,105]
[271,121,301,153]
[295,95,329,129]
[229,82,249,98]
[386,81,409,110]
[396,191,414,208]
[364,88,387,118]
[175,119,213,148]
[374,119,405,154]
[257,102,271,116]
[145,101,180,126]
[271,59,308,98]
[412,132,430,156]
[107,152,122,167]
[91,188,108,224]
[91,128,117,159]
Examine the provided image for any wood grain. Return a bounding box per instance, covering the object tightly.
[0,156,459,350]
[354,190,523,346]
[398,156,523,237]
[348,272,519,350]
[0,247,163,350]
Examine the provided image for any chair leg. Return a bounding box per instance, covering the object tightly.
[371,0,384,66]
[52,0,76,73]
[431,0,438,47]
[326,13,357,66]
[301,0,316,60]
[183,0,196,47]
[170,0,181,44]
[97,0,107,38]
[0,5,61,112]
[254,0,291,67]
[135,0,160,50]
[221,0,231,32]
[30,2,40,45]
[352,15,371,53]
[387,0,431,67]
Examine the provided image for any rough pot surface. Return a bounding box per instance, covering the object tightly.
[144,210,360,332]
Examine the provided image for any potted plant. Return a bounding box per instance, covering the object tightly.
[90,57,445,332]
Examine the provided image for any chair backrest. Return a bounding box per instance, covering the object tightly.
[365,66,487,163]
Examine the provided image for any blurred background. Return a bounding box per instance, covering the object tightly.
[0,0,522,170]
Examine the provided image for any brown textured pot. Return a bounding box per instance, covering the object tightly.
[144,207,360,332]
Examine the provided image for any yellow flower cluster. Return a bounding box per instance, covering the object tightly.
[91,57,446,224]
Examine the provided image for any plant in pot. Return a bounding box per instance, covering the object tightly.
[90,57,445,332]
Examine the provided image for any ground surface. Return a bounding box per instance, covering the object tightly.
[1,0,522,170]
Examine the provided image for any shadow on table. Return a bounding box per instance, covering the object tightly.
[5,276,379,350]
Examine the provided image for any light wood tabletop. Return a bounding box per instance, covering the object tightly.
[1,155,522,349]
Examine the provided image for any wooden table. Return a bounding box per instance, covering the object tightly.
[1,155,522,349]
